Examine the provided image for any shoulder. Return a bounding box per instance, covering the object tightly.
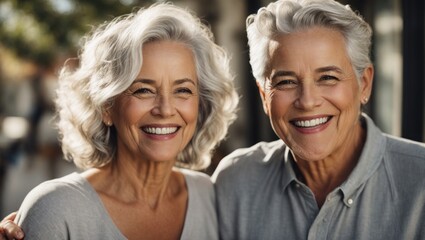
[179,169,218,240]
[384,135,425,199]
[180,168,214,195]
[181,168,212,184]
[180,168,216,217]
[364,114,425,164]
[383,135,425,174]
[18,172,86,211]
[15,173,89,238]
[212,140,285,184]
[214,140,284,171]
[385,134,425,160]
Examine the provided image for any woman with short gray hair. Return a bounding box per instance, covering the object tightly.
[214,0,425,239]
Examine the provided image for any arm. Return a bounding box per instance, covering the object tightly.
[0,212,24,240]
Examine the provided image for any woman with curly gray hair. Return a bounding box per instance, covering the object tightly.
[1,3,238,239]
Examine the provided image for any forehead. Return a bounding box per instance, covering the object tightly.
[268,27,351,70]
[137,40,198,82]
[141,40,195,64]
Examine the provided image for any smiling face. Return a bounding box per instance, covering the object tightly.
[259,27,373,162]
[105,40,199,164]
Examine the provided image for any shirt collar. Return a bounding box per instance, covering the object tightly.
[339,113,387,207]
[281,145,298,190]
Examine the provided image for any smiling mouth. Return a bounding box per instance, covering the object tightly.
[291,116,331,128]
[142,127,179,135]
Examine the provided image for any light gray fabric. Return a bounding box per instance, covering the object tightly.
[212,114,425,240]
[16,169,218,240]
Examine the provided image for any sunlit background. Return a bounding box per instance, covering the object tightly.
[0,0,424,217]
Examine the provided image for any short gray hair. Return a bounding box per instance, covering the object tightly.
[56,3,238,170]
[246,0,372,88]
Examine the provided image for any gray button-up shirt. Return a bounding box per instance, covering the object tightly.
[212,114,425,240]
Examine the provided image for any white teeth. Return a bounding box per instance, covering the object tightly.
[143,127,178,135]
[294,117,329,128]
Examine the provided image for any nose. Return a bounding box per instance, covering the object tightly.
[294,83,323,110]
[151,93,176,117]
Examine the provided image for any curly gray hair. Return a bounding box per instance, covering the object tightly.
[56,3,239,170]
[246,0,372,88]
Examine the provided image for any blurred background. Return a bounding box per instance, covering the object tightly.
[0,0,424,217]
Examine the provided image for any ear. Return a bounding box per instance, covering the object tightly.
[102,104,113,126]
[360,64,374,104]
[257,81,270,116]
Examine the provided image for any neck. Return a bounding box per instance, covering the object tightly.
[293,122,366,207]
[84,156,182,210]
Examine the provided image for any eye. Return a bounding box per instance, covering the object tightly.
[320,75,337,80]
[133,87,154,95]
[175,87,193,94]
[273,79,298,89]
[174,87,196,99]
[318,75,339,85]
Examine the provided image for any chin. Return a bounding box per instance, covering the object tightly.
[290,145,329,162]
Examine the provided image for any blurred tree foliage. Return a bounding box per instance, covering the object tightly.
[0,0,159,67]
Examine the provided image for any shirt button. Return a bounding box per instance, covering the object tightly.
[347,198,354,205]
[295,183,300,188]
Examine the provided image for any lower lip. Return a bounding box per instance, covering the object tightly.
[292,118,332,134]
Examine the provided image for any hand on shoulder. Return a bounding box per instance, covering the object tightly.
[0,212,24,240]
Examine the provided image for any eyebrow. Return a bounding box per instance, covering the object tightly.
[270,70,297,81]
[133,79,155,84]
[271,65,343,80]
[133,78,197,86]
[174,78,197,86]
[315,65,343,74]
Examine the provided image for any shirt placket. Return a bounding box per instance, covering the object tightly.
[307,191,339,240]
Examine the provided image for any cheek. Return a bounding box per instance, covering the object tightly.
[113,98,151,125]
[266,92,294,140]
[177,98,199,125]
[268,91,293,118]
[326,84,360,111]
